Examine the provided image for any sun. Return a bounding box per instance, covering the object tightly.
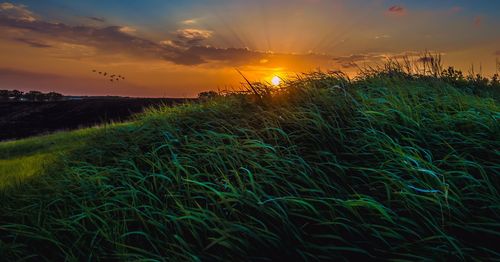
[271,76,282,86]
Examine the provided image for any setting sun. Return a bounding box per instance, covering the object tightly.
[271,76,282,86]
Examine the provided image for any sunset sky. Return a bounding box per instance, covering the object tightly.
[0,0,499,97]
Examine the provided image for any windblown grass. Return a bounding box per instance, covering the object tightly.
[0,67,499,260]
[0,129,100,189]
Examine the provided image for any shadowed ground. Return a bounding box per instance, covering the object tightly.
[0,98,192,141]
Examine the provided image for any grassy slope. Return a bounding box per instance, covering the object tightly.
[0,129,96,189]
[0,74,499,260]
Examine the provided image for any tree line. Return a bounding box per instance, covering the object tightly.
[0,90,64,102]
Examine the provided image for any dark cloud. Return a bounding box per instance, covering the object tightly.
[332,51,437,68]
[0,14,170,57]
[332,53,386,65]
[387,5,406,16]
[14,37,52,48]
[86,16,105,22]
[340,62,357,69]
[186,46,264,64]
[167,50,206,65]
[390,51,423,60]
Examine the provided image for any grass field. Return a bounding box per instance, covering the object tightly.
[0,65,499,260]
[0,129,94,189]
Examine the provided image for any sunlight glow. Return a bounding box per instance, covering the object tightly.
[271,76,282,86]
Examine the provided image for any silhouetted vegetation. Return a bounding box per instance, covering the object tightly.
[358,52,500,100]
[0,89,63,101]
[197,90,219,101]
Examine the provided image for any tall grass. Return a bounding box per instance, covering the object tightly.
[0,128,103,189]
[0,65,499,260]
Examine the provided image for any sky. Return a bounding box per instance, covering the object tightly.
[0,0,499,97]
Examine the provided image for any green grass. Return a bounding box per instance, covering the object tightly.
[0,129,99,189]
[0,70,499,261]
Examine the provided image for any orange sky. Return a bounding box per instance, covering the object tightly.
[0,1,499,97]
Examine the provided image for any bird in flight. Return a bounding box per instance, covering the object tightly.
[92,69,127,85]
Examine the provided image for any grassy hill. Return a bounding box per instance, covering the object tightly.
[0,67,499,260]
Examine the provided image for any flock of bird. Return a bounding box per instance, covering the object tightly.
[92,69,126,83]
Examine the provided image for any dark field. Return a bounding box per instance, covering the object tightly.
[0,98,191,141]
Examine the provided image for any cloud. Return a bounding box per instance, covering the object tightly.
[339,62,358,69]
[0,2,383,69]
[174,29,213,46]
[160,40,182,49]
[386,5,406,16]
[0,10,254,66]
[86,16,105,22]
[14,37,52,48]
[332,51,434,68]
[181,19,197,25]
[0,14,166,58]
[332,53,386,65]
[495,50,500,56]
[183,46,264,65]
[0,2,36,21]
[1,3,326,67]
[119,26,136,34]
[168,46,337,68]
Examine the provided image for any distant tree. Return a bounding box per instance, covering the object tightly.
[441,66,464,82]
[46,92,64,101]
[198,91,219,101]
[0,90,9,100]
[10,90,23,101]
[492,74,500,88]
[24,91,44,101]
